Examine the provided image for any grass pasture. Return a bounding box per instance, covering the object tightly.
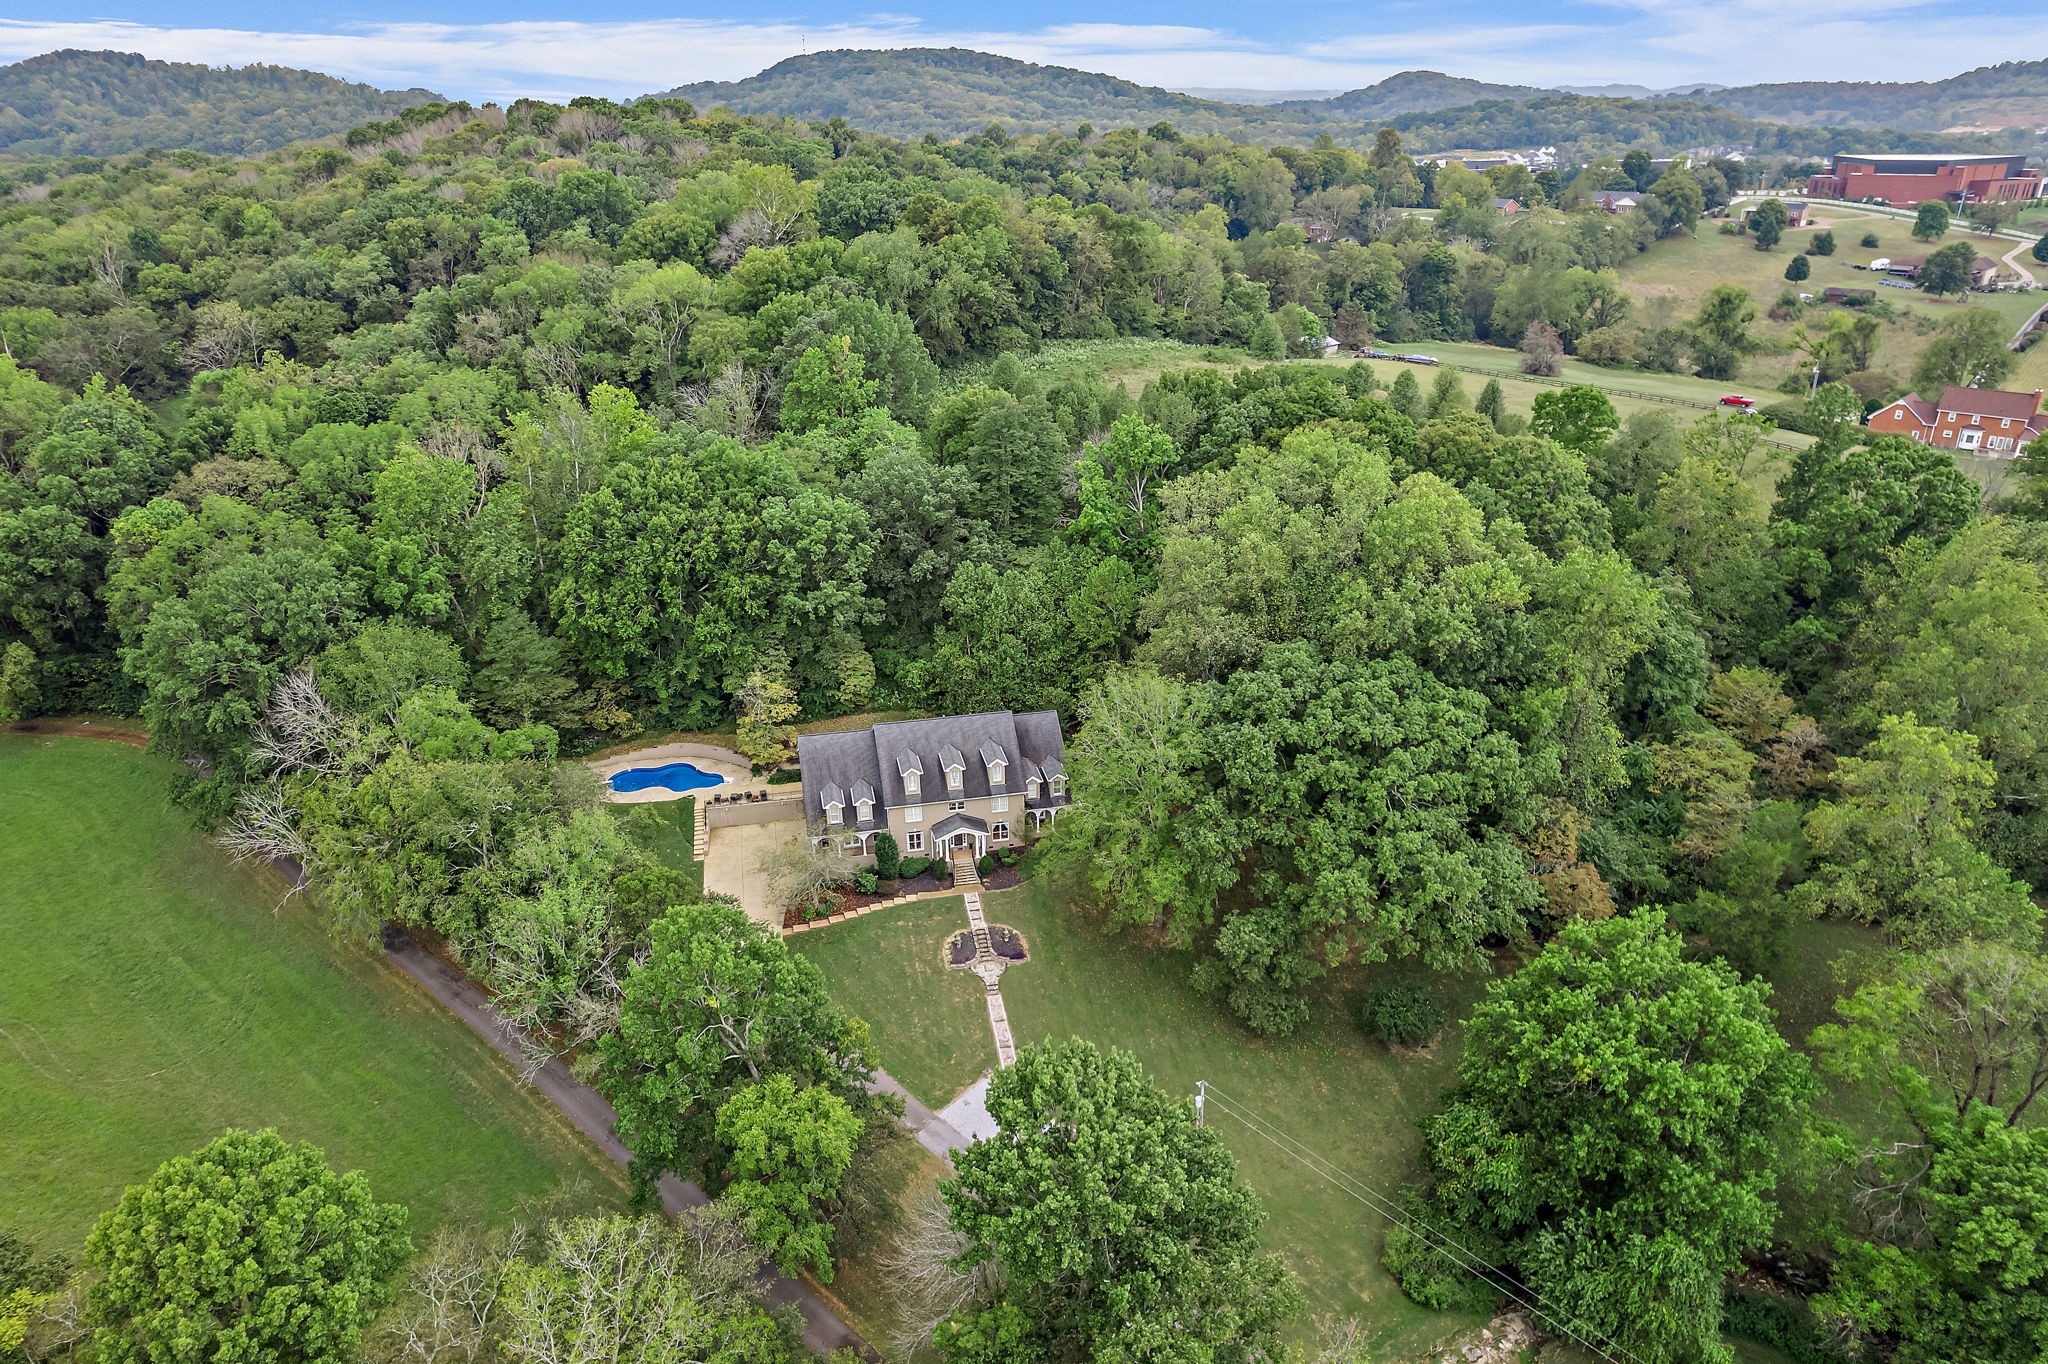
[1618,214,2046,396]
[0,734,629,1255]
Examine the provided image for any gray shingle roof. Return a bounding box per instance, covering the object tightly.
[932,812,990,839]
[801,711,1067,825]
[796,730,884,826]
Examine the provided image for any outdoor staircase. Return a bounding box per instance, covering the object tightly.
[950,849,980,887]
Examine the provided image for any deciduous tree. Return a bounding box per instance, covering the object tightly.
[85,1130,410,1364]
[1390,913,1811,1364]
[939,1039,1300,1362]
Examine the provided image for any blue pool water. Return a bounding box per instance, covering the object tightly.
[608,761,726,795]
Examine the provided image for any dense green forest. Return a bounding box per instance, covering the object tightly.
[0,50,441,156]
[3,89,2047,1364]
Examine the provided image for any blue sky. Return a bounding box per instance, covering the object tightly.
[0,1,2042,104]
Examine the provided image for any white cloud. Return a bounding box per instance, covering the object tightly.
[0,8,2039,105]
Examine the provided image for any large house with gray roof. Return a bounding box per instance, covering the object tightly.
[797,710,1070,860]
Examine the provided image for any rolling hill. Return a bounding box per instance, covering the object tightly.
[1696,60,2048,132]
[1276,70,1552,120]
[651,47,1324,141]
[0,49,442,156]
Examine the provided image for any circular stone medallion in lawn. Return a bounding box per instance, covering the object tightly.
[945,926,1030,968]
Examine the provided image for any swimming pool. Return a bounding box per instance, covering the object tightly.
[607,761,727,795]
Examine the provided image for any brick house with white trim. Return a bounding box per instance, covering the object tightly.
[798,711,1070,861]
[1867,386,2047,457]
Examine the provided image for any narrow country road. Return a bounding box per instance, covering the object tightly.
[380,928,875,1360]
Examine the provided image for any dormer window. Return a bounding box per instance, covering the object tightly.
[947,766,963,791]
[855,797,873,823]
[825,800,844,826]
[1027,776,1041,798]
[988,760,1006,786]
[895,748,923,797]
[1051,775,1067,797]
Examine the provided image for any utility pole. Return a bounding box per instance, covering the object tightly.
[1195,1080,1207,1128]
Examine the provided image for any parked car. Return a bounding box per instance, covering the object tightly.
[1720,394,1756,408]
[1402,354,1441,366]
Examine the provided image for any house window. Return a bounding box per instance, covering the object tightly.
[992,821,1011,842]
[856,800,873,824]
[947,800,966,814]
[905,773,920,796]
[1959,430,1983,450]
[1026,778,1041,798]
[904,805,923,823]
[1051,775,1067,796]
[1971,414,1981,426]
[905,831,925,852]
[947,767,963,791]
[989,761,1006,786]
[991,795,1010,813]
[825,803,844,826]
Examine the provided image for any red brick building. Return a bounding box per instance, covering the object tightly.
[1808,153,2042,206]
[1868,386,2047,456]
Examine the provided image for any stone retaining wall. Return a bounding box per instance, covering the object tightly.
[705,794,805,829]
[782,883,965,935]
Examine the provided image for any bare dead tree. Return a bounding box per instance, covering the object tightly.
[879,1184,1000,1358]
[182,300,271,374]
[366,1221,532,1364]
[219,785,314,875]
[499,1211,770,1364]
[92,239,128,301]
[21,1278,90,1364]
[485,910,627,1079]
[678,363,769,440]
[249,667,348,776]
[709,207,793,267]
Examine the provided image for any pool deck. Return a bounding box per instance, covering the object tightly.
[587,741,759,804]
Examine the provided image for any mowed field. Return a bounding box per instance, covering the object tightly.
[1616,205,2046,396]
[797,876,1500,1358]
[798,872,1868,1362]
[0,735,629,1254]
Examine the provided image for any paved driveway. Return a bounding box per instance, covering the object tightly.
[702,818,802,931]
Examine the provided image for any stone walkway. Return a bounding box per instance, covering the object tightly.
[948,847,1019,1071]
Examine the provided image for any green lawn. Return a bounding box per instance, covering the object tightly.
[791,895,995,1105]
[798,874,1497,1357]
[614,795,704,896]
[0,735,630,1255]
[799,873,1886,1361]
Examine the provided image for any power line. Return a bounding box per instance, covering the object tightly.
[1196,1079,1651,1364]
